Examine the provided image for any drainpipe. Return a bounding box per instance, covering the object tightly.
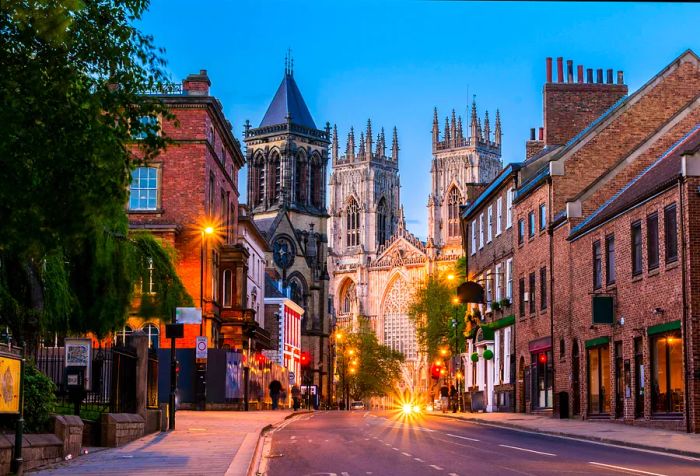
[678,177,691,433]
[548,177,556,414]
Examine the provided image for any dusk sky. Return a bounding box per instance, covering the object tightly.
[139,1,700,240]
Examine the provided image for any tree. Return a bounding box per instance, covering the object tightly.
[0,0,190,349]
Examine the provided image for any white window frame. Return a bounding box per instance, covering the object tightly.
[129,166,159,211]
[504,326,512,383]
[487,206,493,243]
[496,197,503,236]
[486,270,492,305]
[506,188,513,229]
[506,258,513,299]
[471,220,477,255]
[479,213,484,249]
[495,263,502,301]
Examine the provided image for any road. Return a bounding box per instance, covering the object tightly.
[265,410,700,476]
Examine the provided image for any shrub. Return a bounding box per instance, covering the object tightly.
[500,298,511,308]
[483,349,494,360]
[23,362,57,433]
[470,352,479,362]
[491,301,501,312]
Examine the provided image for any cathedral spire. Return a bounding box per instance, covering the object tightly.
[365,119,373,161]
[391,126,399,162]
[432,107,440,147]
[494,109,502,147]
[358,131,365,158]
[347,127,355,160]
[377,127,386,156]
[484,110,491,143]
[470,96,478,141]
[477,117,483,143]
[332,124,339,163]
[444,116,451,145]
[457,116,464,144]
[450,109,457,147]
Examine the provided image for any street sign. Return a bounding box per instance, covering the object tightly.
[301,384,317,395]
[289,372,295,384]
[195,336,208,361]
[176,307,202,324]
[166,323,184,339]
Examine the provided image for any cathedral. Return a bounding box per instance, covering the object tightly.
[328,100,502,390]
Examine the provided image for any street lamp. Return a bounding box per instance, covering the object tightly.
[200,225,215,337]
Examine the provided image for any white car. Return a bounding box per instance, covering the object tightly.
[350,401,365,410]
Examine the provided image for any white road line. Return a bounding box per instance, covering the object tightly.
[446,433,480,442]
[385,443,391,446]
[392,447,400,451]
[498,444,556,456]
[588,462,668,476]
[341,473,350,476]
[429,465,444,470]
[290,435,296,439]
[414,457,425,462]
[448,473,459,476]
[402,452,412,457]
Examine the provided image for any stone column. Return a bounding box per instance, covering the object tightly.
[130,332,149,419]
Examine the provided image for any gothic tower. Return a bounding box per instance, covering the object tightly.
[427,99,502,256]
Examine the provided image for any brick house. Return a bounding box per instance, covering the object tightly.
[462,164,520,411]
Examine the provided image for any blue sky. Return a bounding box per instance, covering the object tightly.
[139,1,700,240]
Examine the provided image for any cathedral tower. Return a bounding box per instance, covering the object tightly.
[427,99,502,255]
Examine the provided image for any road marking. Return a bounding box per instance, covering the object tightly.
[498,444,556,456]
[588,462,668,476]
[448,474,459,476]
[341,473,350,476]
[402,452,412,457]
[290,435,296,439]
[429,465,444,470]
[446,433,479,442]
[414,457,425,462]
[364,438,370,440]
[385,443,391,446]
[188,428,206,431]
[392,447,400,451]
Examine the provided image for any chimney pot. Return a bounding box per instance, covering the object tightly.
[586,68,593,83]
[577,65,584,83]
[557,57,564,83]
[538,127,544,141]
[606,69,613,84]
[596,69,603,84]
[200,69,207,76]
[530,128,536,141]
[546,57,553,83]
[617,70,624,85]
[566,60,573,83]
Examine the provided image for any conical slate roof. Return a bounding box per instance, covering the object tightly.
[259,73,317,129]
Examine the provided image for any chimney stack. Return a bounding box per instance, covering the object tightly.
[586,68,593,84]
[530,128,536,141]
[539,127,544,141]
[546,57,553,83]
[557,57,564,83]
[182,69,211,96]
[577,65,583,83]
[606,69,613,84]
[617,70,624,85]
[566,60,573,83]
[596,69,603,84]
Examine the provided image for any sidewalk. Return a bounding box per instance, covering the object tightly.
[430,411,700,458]
[32,410,295,475]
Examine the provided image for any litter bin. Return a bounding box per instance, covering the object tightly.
[558,391,569,419]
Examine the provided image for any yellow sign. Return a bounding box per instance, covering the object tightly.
[0,356,21,414]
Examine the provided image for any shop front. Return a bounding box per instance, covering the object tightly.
[585,336,610,416]
[528,337,553,411]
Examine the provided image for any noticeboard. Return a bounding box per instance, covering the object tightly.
[64,338,92,390]
[0,355,21,414]
[176,307,202,325]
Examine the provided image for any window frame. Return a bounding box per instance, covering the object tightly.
[506,188,513,229]
[496,197,503,236]
[129,166,160,211]
[647,212,659,271]
[487,205,493,243]
[593,239,602,290]
[540,266,547,310]
[631,221,643,276]
[470,219,477,255]
[539,203,546,231]
[664,204,678,263]
[479,213,485,249]
[518,219,525,245]
[529,272,536,315]
[528,211,535,238]
[605,234,616,285]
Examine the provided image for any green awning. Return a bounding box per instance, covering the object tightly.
[647,320,681,336]
[487,314,515,331]
[585,336,610,349]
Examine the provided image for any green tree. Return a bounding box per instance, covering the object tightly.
[0,0,190,348]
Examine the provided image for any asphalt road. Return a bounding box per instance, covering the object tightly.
[265,410,700,476]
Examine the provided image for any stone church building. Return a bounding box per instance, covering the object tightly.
[328,101,502,390]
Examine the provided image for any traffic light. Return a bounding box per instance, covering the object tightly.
[300,351,311,368]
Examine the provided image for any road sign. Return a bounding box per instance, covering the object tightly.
[176,307,202,324]
[289,372,295,384]
[195,336,208,360]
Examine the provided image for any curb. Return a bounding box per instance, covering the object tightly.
[247,412,311,476]
[428,413,700,460]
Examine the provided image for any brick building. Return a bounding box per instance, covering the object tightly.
[462,164,520,411]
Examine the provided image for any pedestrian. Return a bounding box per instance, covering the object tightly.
[440,384,449,414]
[269,379,283,410]
[450,384,458,413]
[291,384,301,411]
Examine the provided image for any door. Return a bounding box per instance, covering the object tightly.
[587,344,610,415]
[615,341,624,418]
[634,337,644,418]
[572,341,580,416]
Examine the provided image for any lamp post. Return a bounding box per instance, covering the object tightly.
[196,225,214,411]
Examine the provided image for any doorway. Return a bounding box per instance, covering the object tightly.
[615,341,624,418]
[587,344,610,415]
[572,340,580,416]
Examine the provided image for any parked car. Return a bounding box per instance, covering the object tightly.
[350,400,365,410]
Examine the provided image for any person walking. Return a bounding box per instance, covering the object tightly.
[439,384,449,414]
[450,384,458,413]
[291,384,301,411]
[269,379,283,410]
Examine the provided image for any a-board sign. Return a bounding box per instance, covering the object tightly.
[0,355,21,414]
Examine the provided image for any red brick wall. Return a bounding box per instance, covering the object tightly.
[683,176,700,432]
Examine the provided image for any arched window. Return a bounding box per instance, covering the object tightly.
[288,276,305,308]
[310,154,323,208]
[340,281,356,315]
[346,198,360,247]
[377,198,388,247]
[142,323,159,349]
[115,326,132,346]
[381,277,415,360]
[447,186,462,237]
[267,152,280,203]
[295,152,308,206]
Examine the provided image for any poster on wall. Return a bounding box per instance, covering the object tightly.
[64,338,92,390]
[0,355,21,414]
[225,352,243,399]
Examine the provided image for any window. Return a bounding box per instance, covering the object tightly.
[496,197,503,235]
[495,263,502,302]
[606,234,616,285]
[588,344,611,415]
[519,277,525,317]
[529,272,536,314]
[129,167,158,210]
[470,220,476,255]
[518,219,525,245]
[346,198,360,247]
[479,213,485,249]
[131,115,158,140]
[528,211,535,238]
[208,173,215,216]
[295,154,308,205]
[143,323,159,349]
[631,221,642,276]
[222,269,232,307]
[487,206,493,242]
[539,204,546,231]
[540,267,547,310]
[448,187,462,238]
[593,240,602,290]
[137,257,155,295]
[377,198,388,247]
[506,188,513,229]
[486,271,492,306]
[647,212,659,270]
[664,204,678,263]
[506,259,513,299]
[211,250,219,302]
[651,330,684,414]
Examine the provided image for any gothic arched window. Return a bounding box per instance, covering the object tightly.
[295,152,308,206]
[267,152,281,203]
[382,276,415,360]
[346,198,360,247]
[310,154,323,208]
[256,156,265,205]
[288,276,306,308]
[340,281,356,315]
[377,198,388,247]
[447,186,462,238]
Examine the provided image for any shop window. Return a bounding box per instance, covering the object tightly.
[588,344,610,415]
[651,331,684,414]
[531,350,553,409]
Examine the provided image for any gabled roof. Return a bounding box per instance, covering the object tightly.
[462,163,521,220]
[570,125,700,239]
[259,73,317,129]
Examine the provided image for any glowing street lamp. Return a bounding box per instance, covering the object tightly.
[200,224,215,337]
